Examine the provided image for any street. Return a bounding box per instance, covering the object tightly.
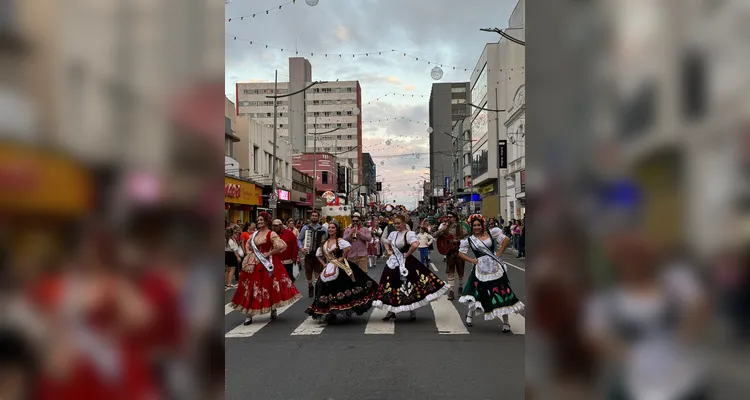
[224,251,527,400]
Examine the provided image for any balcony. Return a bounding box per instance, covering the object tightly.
[508,155,525,174]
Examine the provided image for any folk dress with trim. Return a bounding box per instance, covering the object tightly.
[372,230,449,313]
[458,227,525,320]
[305,238,378,319]
[229,230,302,316]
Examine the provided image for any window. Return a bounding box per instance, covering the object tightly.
[267,152,272,174]
[347,123,354,128]
[253,146,259,171]
[336,111,342,116]
[346,87,353,93]
[322,171,328,184]
[347,135,353,140]
[452,87,466,93]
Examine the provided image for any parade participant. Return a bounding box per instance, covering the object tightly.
[286,218,299,237]
[374,214,449,321]
[434,211,468,300]
[272,219,299,283]
[297,210,327,297]
[367,217,382,269]
[306,222,378,322]
[229,212,301,326]
[343,212,373,273]
[457,214,524,331]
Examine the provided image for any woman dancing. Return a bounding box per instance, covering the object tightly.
[457,214,524,332]
[374,214,449,321]
[306,222,378,322]
[229,212,302,325]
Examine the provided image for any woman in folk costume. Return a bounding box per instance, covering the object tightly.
[306,222,378,322]
[457,214,524,332]
[374,214,449,321]
[229,212,302,326]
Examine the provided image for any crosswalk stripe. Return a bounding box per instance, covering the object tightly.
[225,300,298,338]
[365,308,395,334]
[291,316,326,335]
[225,303,234,315]
[430,297,470,335]
[507,313,526,334]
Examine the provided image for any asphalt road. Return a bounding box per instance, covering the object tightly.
[225,250,527,400]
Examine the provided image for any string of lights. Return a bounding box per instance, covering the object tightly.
[225,0,298,21]
[226,34,527,75]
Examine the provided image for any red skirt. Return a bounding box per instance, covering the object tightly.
[230,260,301,316]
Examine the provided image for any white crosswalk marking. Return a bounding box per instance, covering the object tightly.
[225,303,234,315]
[225,300,298,338]
[365,308,395,334]
[507,313,526,334]
[291,316,327,335]
[430,297,470,335]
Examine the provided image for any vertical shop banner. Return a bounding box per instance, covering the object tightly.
[498,140,507,169]
[443,176,451,196]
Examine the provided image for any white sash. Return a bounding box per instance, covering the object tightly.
[250,231,274,274]
[389,232,410,278]
[468,235,506,282]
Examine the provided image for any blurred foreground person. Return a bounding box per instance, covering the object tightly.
[584,231,708,400]
[229,212,301,325]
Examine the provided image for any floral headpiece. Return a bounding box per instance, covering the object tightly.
[468,214,486,227]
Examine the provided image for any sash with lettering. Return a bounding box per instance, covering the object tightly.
[468,235,508,282]
[320,239,355,282]
[386,232,410,279]
[249,231,274,275]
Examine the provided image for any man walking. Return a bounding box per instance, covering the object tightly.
[343,212,373,273]
[434,211,468,300]
[297,210,326,297]
[272,219,299,282]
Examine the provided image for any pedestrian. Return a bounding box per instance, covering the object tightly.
[367,217,382,269]
[512,220,521,250]
[416,226,435,267]
[305,222,378,322]
[457,214,524,331]
[374,214,449,321]
[297,211,327,297]
[272,219,299,283]
[434,211,469,300]
[342,212,373,273]
[229,212,301,326]
[286,218,299,237]
[517,219,525,259]
[225,227,242,289]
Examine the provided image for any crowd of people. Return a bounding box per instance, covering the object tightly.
[225,209,525,330]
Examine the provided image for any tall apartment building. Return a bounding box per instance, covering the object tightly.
[428,82,470,207]
[234,58,363,185]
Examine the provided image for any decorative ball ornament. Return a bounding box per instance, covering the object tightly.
[411,166,416,170]
[430,66,444,81]
[380,161,384,165]
[305,0,319,6]
[427,127,434,134]
[385,140,391,146]
[415,153,420,159]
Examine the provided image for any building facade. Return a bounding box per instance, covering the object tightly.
[232,115,293,192]
[292,167,315,218]
[428,82,470,208]
[361,152,376,204]
[292,152,339,195]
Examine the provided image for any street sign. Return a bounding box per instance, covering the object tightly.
[269,199,277,209]
[498,140,508,168]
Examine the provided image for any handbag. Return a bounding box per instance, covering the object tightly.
[292,262,300,279]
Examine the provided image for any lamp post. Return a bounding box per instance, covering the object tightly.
[265,74,327,218]
[479,27,525,46]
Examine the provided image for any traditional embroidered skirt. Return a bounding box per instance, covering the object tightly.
[459,267,524,321]
[372,255,449,313]
[306,264,378,318]
[230,263,302,316]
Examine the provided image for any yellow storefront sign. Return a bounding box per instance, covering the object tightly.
[224,176,261,206]
[0,144,93,215]
[478,183,495,195]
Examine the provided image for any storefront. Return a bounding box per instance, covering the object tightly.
[225,175,262,223]
[275,189,295,221]
[292,190,313,221]
[477,183,498,218]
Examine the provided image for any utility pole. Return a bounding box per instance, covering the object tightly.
[495,86,502,221]
[270,70,279,218]
[312,115,318,212]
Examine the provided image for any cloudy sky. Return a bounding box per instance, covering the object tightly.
[226,0,519,208]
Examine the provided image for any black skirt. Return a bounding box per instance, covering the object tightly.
[373,254,449,313]
[225,251,239,268]
[305,263,378,318]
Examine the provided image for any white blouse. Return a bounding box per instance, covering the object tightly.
[387,230,418,249]
[316,238,352,257]
[458,227,507,254]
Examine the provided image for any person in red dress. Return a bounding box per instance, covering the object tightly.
[272,219,300,283]
[230,212,302,325]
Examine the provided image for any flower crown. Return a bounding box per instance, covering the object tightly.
[468,214,486,226]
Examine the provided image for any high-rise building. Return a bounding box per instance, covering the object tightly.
[428,82,470,207]
[234,59,363,185]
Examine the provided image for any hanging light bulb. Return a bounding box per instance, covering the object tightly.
[431,66,444,81]
[411,166,416,170]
